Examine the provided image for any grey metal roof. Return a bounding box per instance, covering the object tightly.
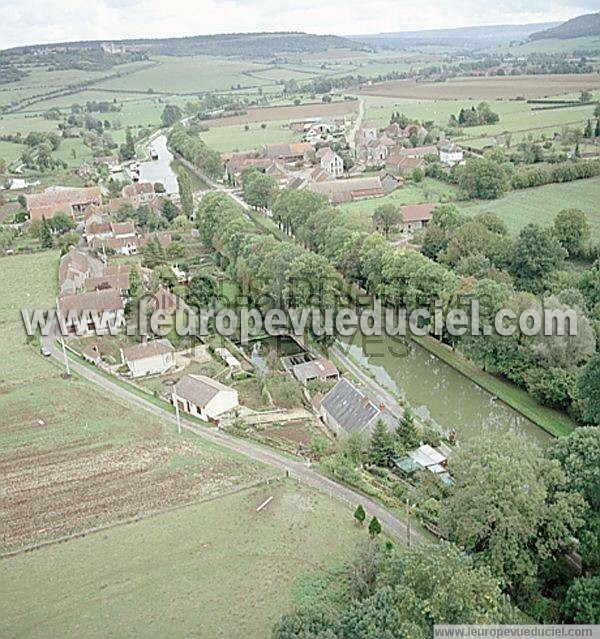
[321,378,381,434]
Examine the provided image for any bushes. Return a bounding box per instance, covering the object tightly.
[512,159,600,190]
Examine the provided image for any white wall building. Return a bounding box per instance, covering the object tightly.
[173,374,239,422]
[121,339,175,378]
[439,144,464,166]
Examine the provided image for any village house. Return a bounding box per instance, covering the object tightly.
[58,248,90,296]
[439,143,464,166]
[122,182,155,205]
[148,285,190,316]
[319,378,393,439]
[399,203,436,233]
[26,186,102,222]
[173,374,239,422]
[265,160,289,186]
[85,270,131,297]
[385,152,425,176]
[306,176,386,204]
[57,289,125,335]
[358,121,379,144]
[84,217,112,243]
[317,148,344,178]
[398,145,438,160]
[260,142,314,163]
[292,358,339,386]
[223,153,272,186]
[364,139,389,166]
[121,339,175,378]
[94,235,139,256]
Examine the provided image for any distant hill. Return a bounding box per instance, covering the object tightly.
[3,32,361,58]
[529,12,600,40]
[350,23,559,49]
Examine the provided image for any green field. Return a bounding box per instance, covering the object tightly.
[0,481,364,639]
[96,56,277,94]
[200,120,302,153]
[461,176,600,240]
[341,178,461,228]
[363,94,598,147]
[496,35,600,55]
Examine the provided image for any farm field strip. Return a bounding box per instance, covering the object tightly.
[358,74,600,100]
[461,176,600,239]
[0,482,365,639]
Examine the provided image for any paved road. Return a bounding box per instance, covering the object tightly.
[44,337,421,544]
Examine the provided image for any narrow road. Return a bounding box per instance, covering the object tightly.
[348,97,365,154]
[45,338,422,544]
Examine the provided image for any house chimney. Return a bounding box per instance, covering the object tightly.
[363,395,370,407]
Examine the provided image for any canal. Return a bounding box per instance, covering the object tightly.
[137,134,210,195]
[339,333,550,445]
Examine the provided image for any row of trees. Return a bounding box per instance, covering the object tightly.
[167,125,222,180]
[195,188,598,423]
[430,151,600,200]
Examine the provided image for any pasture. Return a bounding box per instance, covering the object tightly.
[0,481,365,639]
[461,176,600,240]
[358,74,600,101]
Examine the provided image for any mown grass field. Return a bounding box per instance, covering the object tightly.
[0,481,365,639]
[461,176,600,240]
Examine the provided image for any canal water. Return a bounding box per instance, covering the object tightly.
[339,333,551,445]
[138,135,179,194]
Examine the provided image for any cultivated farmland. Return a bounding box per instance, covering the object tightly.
[0,252,271,553]
[358,74,600,100]
[0,481,365,639]
[199,99,358,127]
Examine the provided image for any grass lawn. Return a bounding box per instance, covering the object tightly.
[363,94,598,143]
[461,177,600,241]
[0,481,365,639]
[200,120,302,153]
[341,178,461,228]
